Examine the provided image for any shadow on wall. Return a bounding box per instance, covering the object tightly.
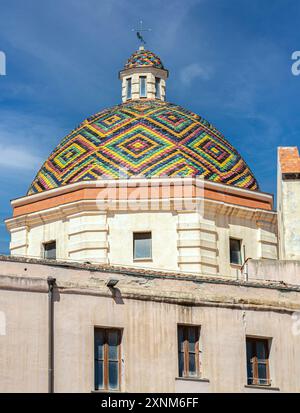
[109,286,124,305]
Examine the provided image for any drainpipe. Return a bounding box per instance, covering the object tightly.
[47,276,56,393]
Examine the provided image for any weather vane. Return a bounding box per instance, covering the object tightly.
[132,20,151,46]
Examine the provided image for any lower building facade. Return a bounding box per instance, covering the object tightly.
[0,256,299,393]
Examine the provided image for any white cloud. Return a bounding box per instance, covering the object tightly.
[180,63,212,86]
[0,144,41,170]
[0,110,67,172]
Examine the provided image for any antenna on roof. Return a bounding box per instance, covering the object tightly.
[132,20,151,48]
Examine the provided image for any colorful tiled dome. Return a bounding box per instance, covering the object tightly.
[27,100,259,195]
[124,49,164,70]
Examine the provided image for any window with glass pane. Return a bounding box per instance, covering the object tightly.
[94,328,121,391]
[178,325,200,378]
[43,241,56,260]
[133,232,152,259]
[229,238,242,265]
[126,78,132,100]
[246,337,270,386]
[139,76,146,97]
[155,77,161,99]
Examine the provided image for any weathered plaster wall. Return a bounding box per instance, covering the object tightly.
[0,258,299,393]
[278,179,300,260]
[247,259,300,285]
[0,288,48,392]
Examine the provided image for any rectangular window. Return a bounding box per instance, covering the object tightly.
[126,78,132,100]
[133,232,152,260]
[155,77,161,99]
[139,76,146,98]
[178,325,200,378]
[94,328,121,391]
[246,337,270,386]
[43,241,56,260]
[229,238,242,265]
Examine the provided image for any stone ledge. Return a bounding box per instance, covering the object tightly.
[68,241,109,253]
[1,255,300,294]
[244,384,280,391]
[178,255,218,266]
[177,239,217,250]
[175,377,210,383]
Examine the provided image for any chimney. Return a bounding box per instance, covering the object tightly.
[277,147,300,259]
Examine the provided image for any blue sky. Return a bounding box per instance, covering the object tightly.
[0,0,300,254]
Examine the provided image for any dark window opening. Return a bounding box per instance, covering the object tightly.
[155,77,161,99]
[126,78,132,100]
[230,238,242,265]
[94,328,121,391]
[246,337,270,386]
[178,325,200,378]
[139,76,146,98]
[43,241,56,260]
[133,232,152,259]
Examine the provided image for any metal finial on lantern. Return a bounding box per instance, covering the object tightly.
[131,20,151,46]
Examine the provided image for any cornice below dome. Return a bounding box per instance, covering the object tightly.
[27,100,259,195]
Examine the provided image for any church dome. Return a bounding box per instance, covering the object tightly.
[124,49,164,70]
[28,100,259,195]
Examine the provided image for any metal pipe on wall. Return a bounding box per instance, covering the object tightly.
[47,276,56,393]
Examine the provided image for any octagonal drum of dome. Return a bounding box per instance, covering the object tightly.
[27,100,259,195]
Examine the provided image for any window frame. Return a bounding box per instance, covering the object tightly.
[42,240,56,260]
[139,76,147,98]
[133,231,152,260]
[126,77,132,100]
[229,237,242,265]
[155,77,161,99]
[177,325,201,378]
[94,327,122,392]
[246,337,271,386]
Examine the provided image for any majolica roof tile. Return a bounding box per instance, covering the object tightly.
[124,49,164,70]
[28,100,259,194]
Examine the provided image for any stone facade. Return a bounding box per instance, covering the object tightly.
[120,67,167,102]
[6,178,277,277]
